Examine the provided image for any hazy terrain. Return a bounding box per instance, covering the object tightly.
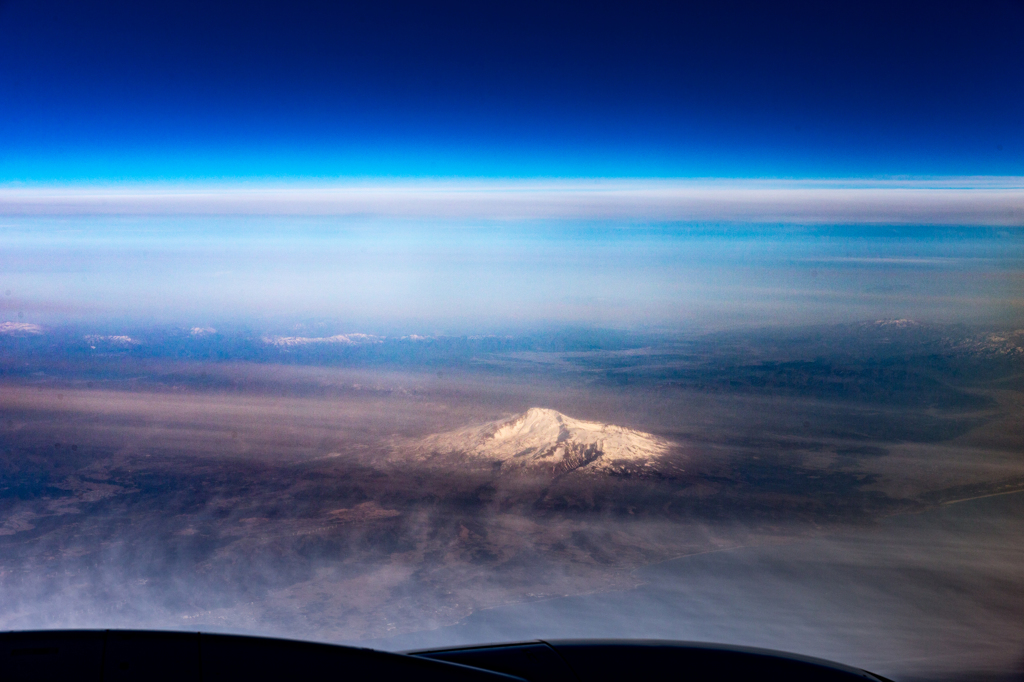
[1,320,1022,679]
[3,0,1024,678]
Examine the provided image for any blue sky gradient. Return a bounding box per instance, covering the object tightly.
[2,0,1023,180]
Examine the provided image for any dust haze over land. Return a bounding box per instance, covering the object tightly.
[1,321,1023,680]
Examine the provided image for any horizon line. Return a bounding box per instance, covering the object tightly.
[1,177,1023,224]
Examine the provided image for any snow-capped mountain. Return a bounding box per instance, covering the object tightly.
[409,407,674,475]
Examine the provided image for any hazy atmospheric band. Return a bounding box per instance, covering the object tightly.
[2,180,1023,224]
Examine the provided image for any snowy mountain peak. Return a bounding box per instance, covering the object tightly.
[412,408,674,475]
[489,407,570,443]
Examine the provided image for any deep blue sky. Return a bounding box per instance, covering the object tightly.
[1,0,1023,180]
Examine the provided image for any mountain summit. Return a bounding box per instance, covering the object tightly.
[412,407,674,475]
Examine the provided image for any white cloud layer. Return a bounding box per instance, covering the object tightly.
[1,178,1022,224]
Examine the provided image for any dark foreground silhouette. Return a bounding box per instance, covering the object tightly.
[1,630,892,681]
